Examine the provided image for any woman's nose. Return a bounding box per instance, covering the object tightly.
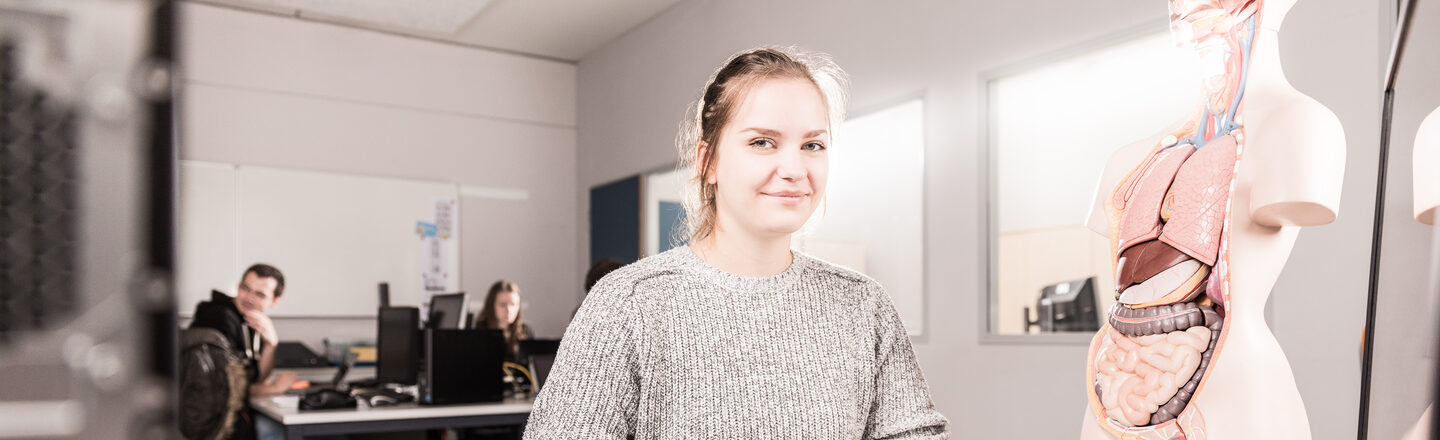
[776,149,807,181]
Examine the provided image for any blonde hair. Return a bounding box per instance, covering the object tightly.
[674,47,849,245]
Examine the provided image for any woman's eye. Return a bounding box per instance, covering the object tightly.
[804,142,827,151]
[749,138,775,149]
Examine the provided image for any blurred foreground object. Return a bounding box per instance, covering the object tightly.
[0,0,177,438]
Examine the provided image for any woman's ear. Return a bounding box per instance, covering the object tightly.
[696,141,718,184]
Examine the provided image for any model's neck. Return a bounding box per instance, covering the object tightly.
[693,226,793,277]
[1203,20,1290,105]
[1242,27,1289,93]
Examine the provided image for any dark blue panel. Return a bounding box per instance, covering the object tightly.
[658,201,687,253]
[590,175,641,265]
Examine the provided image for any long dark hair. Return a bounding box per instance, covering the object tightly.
[477,280,525,353]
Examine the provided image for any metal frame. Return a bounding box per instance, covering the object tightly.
[1359,0,1419,437]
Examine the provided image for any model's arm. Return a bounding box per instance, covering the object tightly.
[1087,136,1160,237]
[1086,171,1115,237]
[864,284,949,439]
[524,280,641,439]
[1248,102,1344,227]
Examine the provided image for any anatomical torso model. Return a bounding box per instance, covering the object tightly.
[1414,106,1439,226]
[1400,109,1440,440]
[1080,0,1345,439]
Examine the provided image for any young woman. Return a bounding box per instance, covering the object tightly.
[526,47,948,438]
[476,280,532,362]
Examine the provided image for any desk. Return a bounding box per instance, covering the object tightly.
[250,394,532,439]
[284,366,376,384]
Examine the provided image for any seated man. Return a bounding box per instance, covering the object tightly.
[187,263,300,438]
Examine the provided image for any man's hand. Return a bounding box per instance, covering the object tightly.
[243,310,279,347]
[271,371,300,390]
[251,371,301,396]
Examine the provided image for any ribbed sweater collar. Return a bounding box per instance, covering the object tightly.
[677,245,808,292]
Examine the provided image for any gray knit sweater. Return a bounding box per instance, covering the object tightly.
[524,246,948,439]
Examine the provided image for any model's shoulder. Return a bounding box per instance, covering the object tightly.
[1246,88,1344,138]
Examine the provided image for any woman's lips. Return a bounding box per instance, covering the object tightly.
[762,192,809,205]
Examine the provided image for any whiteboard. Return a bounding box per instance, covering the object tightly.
[178,162,461,317]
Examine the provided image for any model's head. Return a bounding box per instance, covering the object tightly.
[481,280,522,328]
[677,47,849,244]
[236,263,284,315]
[1168,0,1266,103]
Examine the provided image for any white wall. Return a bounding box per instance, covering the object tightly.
[177,2,580,349]
[575,0,1383,438]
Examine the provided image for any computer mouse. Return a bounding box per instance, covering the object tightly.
[368,395,398,407]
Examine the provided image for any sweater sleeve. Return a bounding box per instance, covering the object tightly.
[864,284,949,439]
[523,279,642,439]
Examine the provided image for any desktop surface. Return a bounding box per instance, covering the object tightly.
[250,394,532,425]
[256,364,530,438]
[282,366,376,385]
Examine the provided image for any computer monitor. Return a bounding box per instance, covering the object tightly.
[1023,277,1101,333]
[520,339,562,392]
[427,293,467,330]
[422,328,505,404]
[376,307,420,386]
[519,339,561,357]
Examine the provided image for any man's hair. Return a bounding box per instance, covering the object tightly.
[585,259,625,293]
[241,263,286,298]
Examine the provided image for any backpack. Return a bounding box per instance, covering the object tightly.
[179,327,249,440]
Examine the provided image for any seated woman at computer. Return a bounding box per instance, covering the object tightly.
[475,280,533,363]
[525,47,948,438]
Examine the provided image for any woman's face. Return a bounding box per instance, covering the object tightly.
[492,290,520,327]
[706,77,830,240]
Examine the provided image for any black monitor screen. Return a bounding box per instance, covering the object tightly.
[377,307,420,386]
[428,293,467,330]
[520,339,561,357]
